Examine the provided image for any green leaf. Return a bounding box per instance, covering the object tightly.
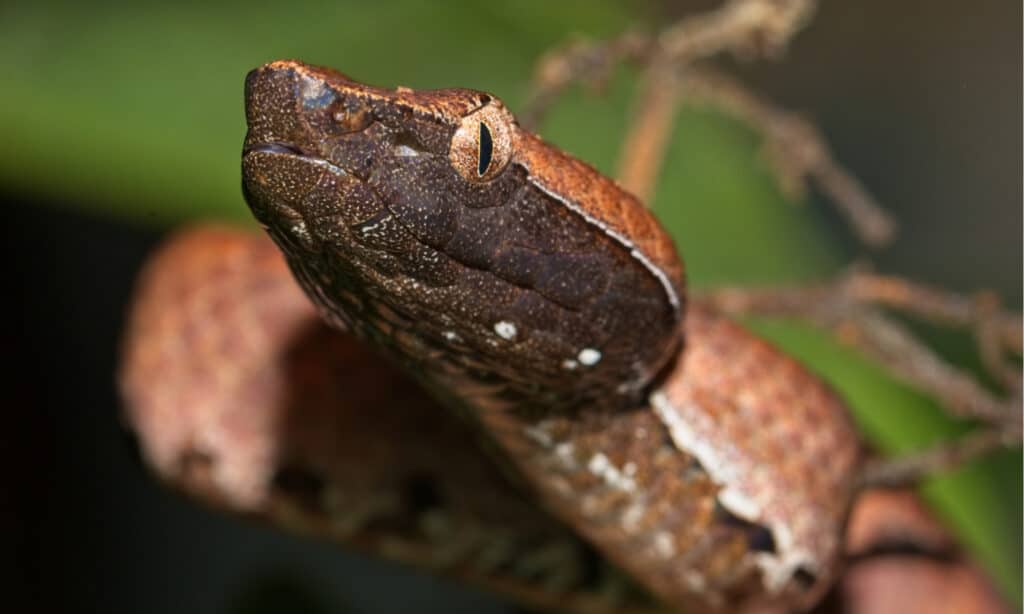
[3,0,1018,604]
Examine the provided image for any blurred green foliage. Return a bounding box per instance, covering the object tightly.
[2,0,1019,604]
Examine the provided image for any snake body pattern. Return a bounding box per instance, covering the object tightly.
[123,61,863,612]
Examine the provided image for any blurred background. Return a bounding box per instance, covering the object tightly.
[4,1,1020,612]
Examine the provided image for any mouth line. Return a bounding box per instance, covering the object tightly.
[244,141,351,177]
[244,141,305,156]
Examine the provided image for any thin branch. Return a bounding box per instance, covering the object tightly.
[615,64,680,204]
[843,272,1022,352]
[522,0,817,129]
[847,310,1019,431]
[973,292,1022,392]
[673,68,897,245]
[656,0,817,64]
[526,1,896,246]
[858,427,1021,490]
[521,31,651,130]
[702,273,1023,434]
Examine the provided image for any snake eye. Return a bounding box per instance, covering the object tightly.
[477,122,493,176]
[449,100,512,183]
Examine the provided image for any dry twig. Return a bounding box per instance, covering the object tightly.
[858,428,1020,491]
[703,271,1022,485]
[669,68,896,245]
[615,64,681,204]
[704,271,1021,427]
[526,0,895,246]
[523,0,817,128]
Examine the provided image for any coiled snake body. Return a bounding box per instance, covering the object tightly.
[122,61,862,612]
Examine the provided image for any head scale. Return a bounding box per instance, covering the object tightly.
[242,60,684,414]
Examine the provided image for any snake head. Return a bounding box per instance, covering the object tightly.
[242,60,684,413]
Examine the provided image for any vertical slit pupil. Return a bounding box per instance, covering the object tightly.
[477,122,493,177]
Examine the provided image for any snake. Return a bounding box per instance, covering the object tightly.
[121,60,863,613]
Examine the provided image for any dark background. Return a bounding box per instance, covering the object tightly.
[5,1,1020,612]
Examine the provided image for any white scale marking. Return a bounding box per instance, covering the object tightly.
[554,442,576,468]
[524,425,655,540]
[523,424,553,448]
[578,348,602,366]
[493,320,517,340]
[654,531,676,558]
[393,144,420,157]
[650,391,818,592]
[622,502,646,531]
[684,570,708,592]
[587,452,636,493]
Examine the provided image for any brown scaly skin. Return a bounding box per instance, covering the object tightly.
[120,229,1009,612]
[235,60,862,611]
[242,60,684,414]
[119,228,658,613]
